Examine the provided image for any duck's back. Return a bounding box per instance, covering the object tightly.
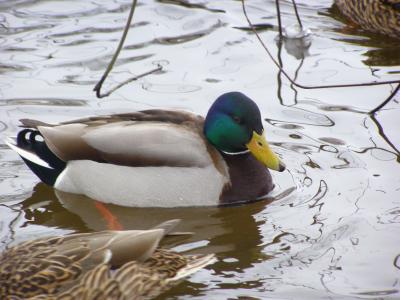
[335,0,400,39]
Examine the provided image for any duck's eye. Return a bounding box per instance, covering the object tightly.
[232,115,242,124]
[257,141,263,147]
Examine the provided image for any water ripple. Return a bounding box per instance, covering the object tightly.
[0,1,399,299]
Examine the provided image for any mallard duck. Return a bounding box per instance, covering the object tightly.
[6,92,285,207]
[334,0,400,39]
[0,219,215,299]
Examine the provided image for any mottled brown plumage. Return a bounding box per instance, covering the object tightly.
[335,0,400,39]
[0,220,215,300]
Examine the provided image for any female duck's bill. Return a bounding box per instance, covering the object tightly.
[6,92,285,207]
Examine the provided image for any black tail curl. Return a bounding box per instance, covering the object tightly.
[16,129,66,186]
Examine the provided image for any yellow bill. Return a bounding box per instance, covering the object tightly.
[246,131,286,172]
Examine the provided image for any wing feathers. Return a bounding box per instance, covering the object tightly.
[38,124,101,162]
[83,122,211,167]
[22,110,213,168]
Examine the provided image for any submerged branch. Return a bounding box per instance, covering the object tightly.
[93,0,162,98]
[241,0,400,90]
[369,82,400,115]
[96,64,163,98]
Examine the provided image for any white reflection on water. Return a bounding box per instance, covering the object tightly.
[0,0,399,299]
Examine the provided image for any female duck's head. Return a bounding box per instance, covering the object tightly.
[204,92,285,172]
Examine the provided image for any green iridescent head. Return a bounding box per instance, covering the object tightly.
[204,92,285,171]
[204,92,262,152]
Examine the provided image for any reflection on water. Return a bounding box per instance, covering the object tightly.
[0,0,399,299]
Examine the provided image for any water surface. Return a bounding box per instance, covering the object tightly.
[0,0,399,299]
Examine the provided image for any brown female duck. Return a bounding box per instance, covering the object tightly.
[0,220,215,299]
[335,0,400,39]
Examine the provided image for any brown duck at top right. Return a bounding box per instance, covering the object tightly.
[334,0,400,39]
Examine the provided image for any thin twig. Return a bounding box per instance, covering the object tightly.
[94,0,137,98]
[369,82,400,115]
[241,0,400,89]
[369,114,400,155]
[291,0,303,29]
[275,0,283,38]
[93,0,162,98]
[96,64,163,98]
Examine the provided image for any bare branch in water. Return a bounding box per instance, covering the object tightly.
[369,82,400,115]
[291,0,303,29]
[93,0,162,98]
[241,0,400,90]
[96,64,163,98]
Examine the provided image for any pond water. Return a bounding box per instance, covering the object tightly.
[0,0,399,299]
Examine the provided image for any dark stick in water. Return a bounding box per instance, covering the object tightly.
[93,0,162,98]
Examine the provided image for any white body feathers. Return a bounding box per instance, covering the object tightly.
[55,160,228,207]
